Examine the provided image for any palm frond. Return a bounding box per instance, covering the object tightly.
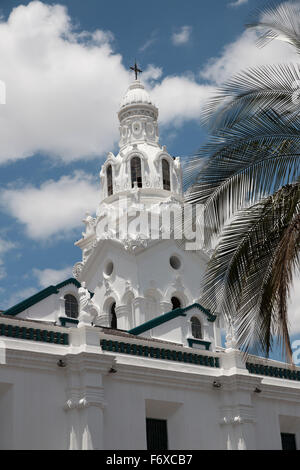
[247,1,300,52]
[185,111,300,244]
[202,63,300,130]
[200,183,300,359]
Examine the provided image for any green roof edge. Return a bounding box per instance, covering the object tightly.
[3,278,80,317]
[128,302,217,336]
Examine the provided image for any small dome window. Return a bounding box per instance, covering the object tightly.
[64,294,78,319]
[171,297,181,310]
[191,317,202,339]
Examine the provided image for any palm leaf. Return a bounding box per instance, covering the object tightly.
[247,1,300,52]
[202,63,300,130]
[185,111,300,245]
[200,183,300,359]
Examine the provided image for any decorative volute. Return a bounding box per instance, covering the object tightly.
[118,80,159,149]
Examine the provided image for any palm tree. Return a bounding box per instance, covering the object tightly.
[185,1,300,360]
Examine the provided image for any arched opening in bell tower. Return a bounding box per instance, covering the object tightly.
[171,296,181,310]
[107,164,113,196]
[162,159,171,191]
[131,156,142,188]
[110,301,117,329]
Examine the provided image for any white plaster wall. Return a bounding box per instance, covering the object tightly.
[0,362,68,450]
[253,396,300,450]
[0,346,300,449]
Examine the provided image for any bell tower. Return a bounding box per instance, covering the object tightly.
[73,65,210,335]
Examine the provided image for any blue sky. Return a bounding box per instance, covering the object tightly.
[0,0,299,359]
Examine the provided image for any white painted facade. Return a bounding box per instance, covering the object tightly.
[1,78,300,450]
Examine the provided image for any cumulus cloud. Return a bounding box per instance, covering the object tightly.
[201,29,299,85]
[0,1,297,167]
[0,1,130,164]
[33,266,72,287]
[171,26,192,45]
[0,172,99,239]
[152,76,214,126]
[228,0,248,7]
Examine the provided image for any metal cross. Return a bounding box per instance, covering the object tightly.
[130,61,142,80]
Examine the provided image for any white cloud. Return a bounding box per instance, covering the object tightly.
[139,31,158,52]
[0,238,17,279]
[142,65,163,83]
[0,1,130,164]
[0,1,296,167]
[171,26,192,45]
[33,266,72,287]
[0,239,16,260]
[4,287,38,310]
[229,0,248,7]
[201,29,299,85]
[154,15,298,130]
[0,2,208,164]
[0,171,99,239]
[152,76,214,126]
[288,276,300,335]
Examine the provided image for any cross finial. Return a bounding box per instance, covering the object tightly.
[130,60,142,80]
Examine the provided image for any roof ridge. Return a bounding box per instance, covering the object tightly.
[3,278,80,317]
[128,302,216,336]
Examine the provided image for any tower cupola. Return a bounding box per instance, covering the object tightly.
[118,80,159,149]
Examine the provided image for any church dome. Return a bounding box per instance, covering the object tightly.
[120,80,153,108]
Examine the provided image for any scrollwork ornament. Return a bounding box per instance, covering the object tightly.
[73,262,84,280]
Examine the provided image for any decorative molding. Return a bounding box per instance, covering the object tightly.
[78,282,100,326]
[72,263,84,281]
[219,405,256,425]
[64,391,106,411]
[100,339,220,368]
[59,317,79,327]
[122,234,150,252]
[246,362,300,382]
[82,212,96,239]
[187,338,211,351]
[0,323,69,345]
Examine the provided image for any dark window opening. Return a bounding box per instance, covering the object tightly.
[131,157,142,188]
[162,159,171,191]
[64,294,78,319]
[110,302,117,329]
[281,433,297,450]
[191,316,202,339]
[171,296,181,310]
[107,164,113,196]
[146,418,168,450]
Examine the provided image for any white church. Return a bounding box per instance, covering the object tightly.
[1,72,300,450]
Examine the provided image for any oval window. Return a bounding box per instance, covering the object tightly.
[170,255,181,270]
[104,261,114,276]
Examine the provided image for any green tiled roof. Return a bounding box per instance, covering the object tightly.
[2,278,80,317]
[128,303,217,336]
